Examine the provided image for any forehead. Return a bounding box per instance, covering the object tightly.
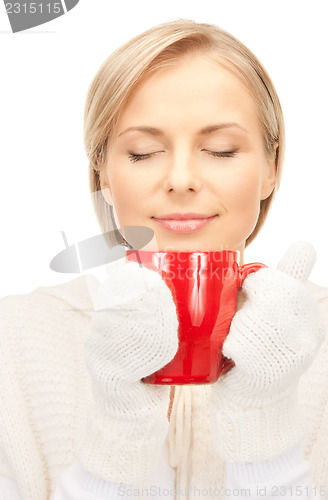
[116,54,260,137]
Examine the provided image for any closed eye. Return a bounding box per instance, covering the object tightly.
[128,149,238,163]
[204,150,238,158]
[128,152,163,163]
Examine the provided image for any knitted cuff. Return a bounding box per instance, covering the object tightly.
[211,393,307,463]
[74,405,170,485]
[226,445,311,483]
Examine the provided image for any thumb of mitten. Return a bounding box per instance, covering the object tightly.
[277,241,316,283]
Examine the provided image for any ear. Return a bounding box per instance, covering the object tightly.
[99,170,113,206]
[260,142,278,201]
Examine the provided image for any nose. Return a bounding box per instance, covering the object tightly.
[162,149,202,194]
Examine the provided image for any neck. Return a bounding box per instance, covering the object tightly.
[235,242,245,266]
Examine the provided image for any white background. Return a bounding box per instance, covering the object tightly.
[0,0,327,298]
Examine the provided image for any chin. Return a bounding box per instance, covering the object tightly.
[155,238,228,253]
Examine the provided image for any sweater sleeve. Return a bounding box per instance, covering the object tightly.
[52,435,176,499]
[0,278,95,500]
[225,445,325,499]
[0,295,49,499]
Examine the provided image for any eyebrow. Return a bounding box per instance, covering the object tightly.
[118,122,249,137]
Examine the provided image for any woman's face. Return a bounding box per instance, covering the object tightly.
[100,54,276,256]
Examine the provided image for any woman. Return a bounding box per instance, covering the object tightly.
[1,18,328,500]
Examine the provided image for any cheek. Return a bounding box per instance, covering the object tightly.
[216,168,263,247]
[223,164,261,212]
[232,173,261,211]
[219,166,263,222]
[108,168,146,222]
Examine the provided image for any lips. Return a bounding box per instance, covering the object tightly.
[153,213,215,220]
[152,213,217,233]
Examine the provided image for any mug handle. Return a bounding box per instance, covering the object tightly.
[237,262,267,288]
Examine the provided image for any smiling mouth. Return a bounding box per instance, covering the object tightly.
[151,215,218,233]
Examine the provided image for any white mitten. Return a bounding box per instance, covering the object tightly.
[74,259,179,485]
[210,242,326,463]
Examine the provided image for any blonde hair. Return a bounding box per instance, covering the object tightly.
[84,18,285,248]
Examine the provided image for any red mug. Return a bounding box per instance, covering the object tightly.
[126,250,266,385]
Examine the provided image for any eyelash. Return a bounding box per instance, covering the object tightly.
[128,153,156,163]
[206,150,238,159]
[128,150,238,163]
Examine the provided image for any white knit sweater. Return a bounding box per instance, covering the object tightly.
[0,275,328,499]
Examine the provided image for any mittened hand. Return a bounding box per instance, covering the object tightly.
[90,259,179,382]
[75,259,180,485]
[221,242,325,399]
[85,258,179,417]
[210,242,326,462]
